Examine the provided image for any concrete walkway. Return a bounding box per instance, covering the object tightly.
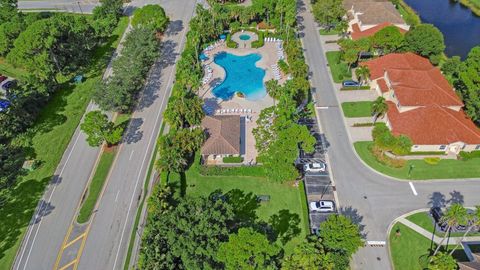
[397,217,480,245]
[338,90,377,102]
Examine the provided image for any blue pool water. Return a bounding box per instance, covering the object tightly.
[212,52,266,101]
[239,34,251,41]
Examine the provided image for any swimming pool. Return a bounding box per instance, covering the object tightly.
[239,34,251,41]
[212,52,266,101]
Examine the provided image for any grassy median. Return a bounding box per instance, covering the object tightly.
[354,141,480,180]
[0,17,129,269]
[76,149,117,224]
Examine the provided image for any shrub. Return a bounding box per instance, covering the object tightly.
[371,145,406,168]
[278,59,289,73]
[251,31,264,48]
[226,33,237,48]
[223,156,243,163]
[424,157,440,165]
[352,122,375,127]
[257,21,274,29]
[459,151,480,161]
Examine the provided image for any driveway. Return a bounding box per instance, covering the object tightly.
[297,0,480,269]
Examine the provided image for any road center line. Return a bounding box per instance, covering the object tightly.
[409,181,418,196]
[129,150,134,160]
[115,190,120,202]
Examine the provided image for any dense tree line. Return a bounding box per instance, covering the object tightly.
[0,0,124,203]
[93,26,161,112]
[442,46,480,124]
[338,24,445,66]
[139,186,363,269]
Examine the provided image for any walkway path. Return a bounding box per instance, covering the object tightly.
[397,217,480,245]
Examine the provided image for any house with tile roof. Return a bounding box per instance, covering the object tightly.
[343,0,409,40]
[201,115,243,162]
[361,53,480,154]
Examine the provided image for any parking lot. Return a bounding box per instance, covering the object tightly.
[298,117,337,232]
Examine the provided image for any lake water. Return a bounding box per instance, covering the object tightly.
[404,0,480,59]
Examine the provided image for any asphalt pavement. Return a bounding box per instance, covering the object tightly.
[13,1,196,270]
[77,1,197,269]
[297,0,480,269]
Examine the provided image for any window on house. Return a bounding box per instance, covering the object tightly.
[413,145,419,149]
[476,145,480,150]
[439,145,446,150]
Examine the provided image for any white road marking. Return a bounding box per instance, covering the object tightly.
[129,150,134,160]
[17,103,94,270]
[316,106,329,109]
[409,181,418,196]
[115,190,120,202]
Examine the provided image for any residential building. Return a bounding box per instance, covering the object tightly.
[343,0,409,40]
[361,53,480,154]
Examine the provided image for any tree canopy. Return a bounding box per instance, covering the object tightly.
[80,110,124,147]
[312,0,346,29]
[282,237,335,270]
[217,227,281,270]
[319,215,363,257]
[404,24,445,61]
[93,26,159,112]
[139,192,234,269]
[371,25,404,53]
[132,5,169,32]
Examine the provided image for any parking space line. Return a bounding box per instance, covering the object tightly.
[58,259,76,270]
[63,233,86,249]
[409,181,418,196]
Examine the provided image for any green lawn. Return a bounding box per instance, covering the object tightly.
[341,101,373,118]
[326,51,352,83]
[406,212,480,237]
[390,222,468,270]
[354,141,480,180]
[0,17,129,269]
[396,0,421,26]
[77,149,117,223]
[166,164,308,255]
[319,28,340,35]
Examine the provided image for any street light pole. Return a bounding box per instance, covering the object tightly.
[77,1,83,14]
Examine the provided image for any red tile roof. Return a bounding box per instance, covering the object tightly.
[377,78,389,93]
[361,53,463,107]
[351,22,407,40]
[387,101,480,145]
[201,115,241,155]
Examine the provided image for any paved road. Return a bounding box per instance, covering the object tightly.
[77,1,196,269]
[18,0,98,13]
[13,1,196,270]
[296,0,480,269]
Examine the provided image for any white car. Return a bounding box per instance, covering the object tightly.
[309,200,335,212]
[303,162,326,173]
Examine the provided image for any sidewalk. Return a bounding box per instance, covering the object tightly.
[397,217,480,245]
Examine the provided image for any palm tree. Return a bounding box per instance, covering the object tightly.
[449,205,480,255]
[355,66,370,86]
[371,97,388,122]
[433,204,469,256]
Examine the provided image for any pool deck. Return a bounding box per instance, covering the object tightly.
[199,41,287,164]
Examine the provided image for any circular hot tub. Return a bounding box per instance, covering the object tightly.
[239,34,251,41]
